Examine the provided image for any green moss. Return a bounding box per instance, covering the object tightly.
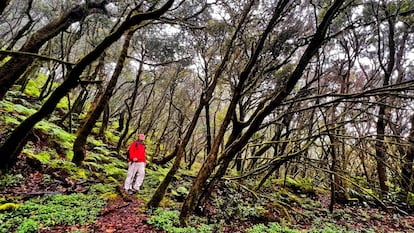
[3,115,20,126]
[0,100,14,112]
[407,192,414,206]
[56,96,69,110]
[105,130,120,144]
[90,183,117,194]
[0,203,19,212]
[50,160,85,179]
[26,151,51,164]
[51,126,76,149]
[33,120,76,156]
[13,104,37,116]
[24,79,41,97]
[23,73,48,98]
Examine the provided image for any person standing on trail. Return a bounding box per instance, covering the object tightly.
[124,133,146,194]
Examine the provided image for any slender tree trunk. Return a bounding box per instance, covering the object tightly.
[328,133,337,213]
[147,0,254,207]
[0,1,175,172]
[118,111,125,133]
[147,105,202,209]
[147,50,223,209]
[375,106,389,194]
[375,10,395,195]
[179,0,344,224]
[72,29,135,166]
[0,0,11,15]
[180,0,286,223]
[0,0,34,61]
[99,103,110,140]
[17,61,41,93]
[0,1,109,99]
[116,61,143,153]
[205,104,212,154]
[402,114,414,194]
[152,92,174,163]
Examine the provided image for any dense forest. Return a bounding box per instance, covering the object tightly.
[1,0,414,232]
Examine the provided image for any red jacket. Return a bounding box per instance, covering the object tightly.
[128,141,146,163]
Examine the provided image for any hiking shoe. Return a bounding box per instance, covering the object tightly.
[125,189,133,195]
[131,188,139,193]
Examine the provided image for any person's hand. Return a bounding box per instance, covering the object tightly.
[133,158,137,162]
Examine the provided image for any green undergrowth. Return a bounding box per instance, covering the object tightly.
[147,208,213,233]
[245,222,373,233]
[1,88,409,233]
[0,193,106,233]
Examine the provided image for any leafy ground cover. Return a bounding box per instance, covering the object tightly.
[1,159,414,233]
[1,92,414,232]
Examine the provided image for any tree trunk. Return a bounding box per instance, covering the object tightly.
[147,0,254,207]
[72,29,134,166]
[375,106,389,194]
[17,61,41,93]
[402,114,414,194]
[375,10,396,195]
[0,0,34,61]
[0,0,175,172]
[179,0,344,225]
[116,61,143,153]
[0,0,11,15]
[0,1,108,99]
[204,104,212,154]
[118,111,125,133]
[180,0,283,223]
[99,103,110,140]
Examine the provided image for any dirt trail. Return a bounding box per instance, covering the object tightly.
[92,196,160,233]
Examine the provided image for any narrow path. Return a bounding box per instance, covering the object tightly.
[92,196,161,233]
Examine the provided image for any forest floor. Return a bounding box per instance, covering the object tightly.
[40,197,159,233]
[2,158,414,232]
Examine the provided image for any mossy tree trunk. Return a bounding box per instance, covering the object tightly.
[146,102,203,208]
[147,0,256,210]
[116,56,143,153]
[0,0,34,61]
[72,29,135,166]
[179,0,345,225]
[375,10,396,195]
[402,114,414,194]
[0,1,108,100]
[0,0,175,172]
[98,103,110,140]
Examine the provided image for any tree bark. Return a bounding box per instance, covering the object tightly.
[402,114,414,194]
[0,0,175,172]
[0,0,109,99]
[99,103,110,140]
[180,0,291,224]
[147,0,255,209]
[116,59,143,153]
[179,0,345,225]
[0,0,35,61]
[0,0,11,15]
[72,29,134,166]
[375,9,395,195]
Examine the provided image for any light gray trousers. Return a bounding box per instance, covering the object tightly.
[124,162,145,191]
